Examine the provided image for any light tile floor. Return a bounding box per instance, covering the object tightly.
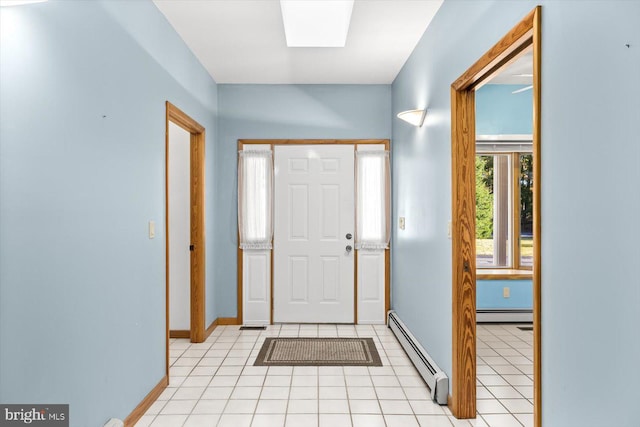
[476,324,534,427]
[135,323,532,427]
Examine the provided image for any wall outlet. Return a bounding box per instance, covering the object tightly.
[447,220,452,238]
[399,217,406,230]
[503,287,510,298]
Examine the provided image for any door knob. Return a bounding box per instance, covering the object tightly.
[346,233,352,240]
[346,245,353,252]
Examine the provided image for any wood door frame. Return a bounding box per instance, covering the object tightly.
[165,101,206,378]
[449,6,541,426]
[238,139,391,325]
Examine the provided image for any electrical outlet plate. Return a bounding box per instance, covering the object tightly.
[149,220,155,239]
[503,287,510,298]
[399,217,406,230]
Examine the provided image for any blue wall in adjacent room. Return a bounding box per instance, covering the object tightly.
[477,280,532,309]
[216,84,391,317]
[0,1,218,425]
[476,84,533,135]
[392,1,639,426]
[475,83,534,311]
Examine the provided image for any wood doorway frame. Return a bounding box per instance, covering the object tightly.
[165,101,206,377]
[237,139,391,325]
[449,6,541,426]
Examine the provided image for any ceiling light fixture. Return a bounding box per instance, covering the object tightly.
[0,0,47,6]
[280,0,354,47]
[397,109,427,127]
[512,85,533,94]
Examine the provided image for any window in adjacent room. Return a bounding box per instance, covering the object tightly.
[476,138,533,270]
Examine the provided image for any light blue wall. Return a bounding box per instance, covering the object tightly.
[477,280,532,309]
[475,84,533,311]
[476,84,533,135]
[0,1,217,425]
[216,84,391,317]
[392,1,640,425]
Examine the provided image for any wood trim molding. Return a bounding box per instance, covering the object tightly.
[169,330,190,339]
[450,86,477,418]
[204,317,239,338]
[124,376,168,427]
[477,270,532,280]
[452,8,536,91]
[532,7,542,427]
[384,139,391,316]
[205,319,219,338]
[164,103,170,378]
[190,130,206,343]
[167,102,205,134]
[237,141,244,326]
[450,7,541,424]
[385,249,391,314]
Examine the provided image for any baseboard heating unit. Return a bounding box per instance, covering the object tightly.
[387,311,448,405]
[477,309,533,323]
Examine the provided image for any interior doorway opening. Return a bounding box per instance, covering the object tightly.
[165,101,206,379]
[450,7,541,427]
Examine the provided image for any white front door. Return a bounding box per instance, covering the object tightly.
[273,145,355,323]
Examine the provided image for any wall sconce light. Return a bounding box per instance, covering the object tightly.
[397,109,427,127]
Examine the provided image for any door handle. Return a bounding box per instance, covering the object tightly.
[346,245,353,252]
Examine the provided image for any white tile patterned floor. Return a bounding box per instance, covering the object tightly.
[135,323,533,427]
[476,324,534,427]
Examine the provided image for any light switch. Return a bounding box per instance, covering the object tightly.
[447,220,452,238]
[503,287,510,298]
[149,220,155,239]
[399,217,405,230]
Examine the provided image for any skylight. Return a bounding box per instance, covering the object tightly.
[280,0,354,47]
[0,0,47,6]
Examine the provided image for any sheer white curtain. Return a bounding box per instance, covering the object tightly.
[355,150,390,250]
[238,150,273,250]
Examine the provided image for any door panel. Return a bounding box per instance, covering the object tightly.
[274,145,355,323]
[168,122,191,331]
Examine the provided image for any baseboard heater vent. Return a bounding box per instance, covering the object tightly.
[240,325,267,330]
[477,309,532,323]
[387,311,448,405]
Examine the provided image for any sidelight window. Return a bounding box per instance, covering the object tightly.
[238,150,273,249]
[355,150,390,251]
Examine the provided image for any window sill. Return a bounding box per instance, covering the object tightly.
[477,269,532,280]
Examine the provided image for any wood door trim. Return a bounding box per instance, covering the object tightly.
[237,139,390,325]
[450,86,477,418]
[165,101,206,386]
[169,330,190,339]
[449,7,541,425]
[532,8,542,426]
[452,7,536,92]
[190,128,206,343]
